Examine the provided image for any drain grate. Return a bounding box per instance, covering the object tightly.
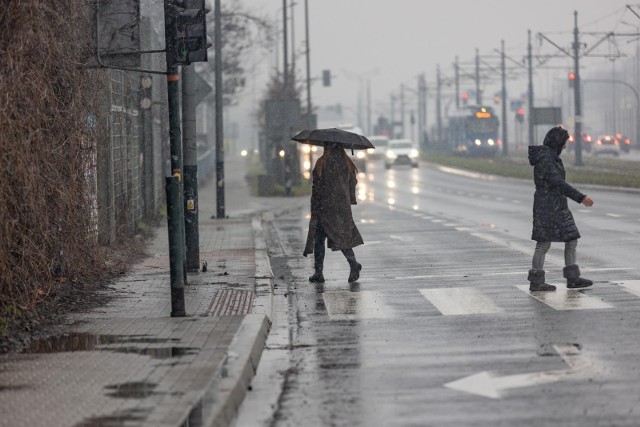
[206,290,254,316]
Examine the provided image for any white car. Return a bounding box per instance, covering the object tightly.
[592,135,620,156]
[385,139,419,169]
[367,135,389,159]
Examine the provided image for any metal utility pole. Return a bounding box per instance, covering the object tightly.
[304,0,313,168]
[573,11,584,166]
[390,92,396,138]
[527,29,535,147]
[400,84,405,138]
[163,0,186,317]
[454,56,460,109]
[436,64,443,143]
[366,79,372,135]
[214,0,225,217]
[501,39,508,155]
[475,48,481,105]
[282,0,289,92]
[417,74,427,147]
[182,65,199,271]
[282,0,292,195]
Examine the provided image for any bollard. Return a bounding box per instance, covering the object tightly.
[166,176,186,317]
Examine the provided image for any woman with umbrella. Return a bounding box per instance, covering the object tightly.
[293,129,372,283]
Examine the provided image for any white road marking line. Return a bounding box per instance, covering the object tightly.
[606,213,622,218]
[389,234,412,242]
[515,285,612,310]
[421,216,434,220]
[444,223,458,227]
[431,219,445,223]
[445,344,599,399]
[495,197,505,201]
[469,232,565,267]
[618,280,640,297]
[393,267,635,281]
[419,287,503,315]
[323,291,389,320]
[455,227,472,232]
[511,200,522,204]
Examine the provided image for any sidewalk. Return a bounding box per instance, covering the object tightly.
[0,157,304,427]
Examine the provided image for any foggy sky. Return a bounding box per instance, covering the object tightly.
[233,1,639,142]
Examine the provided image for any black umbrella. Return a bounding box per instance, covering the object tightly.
[291,128,375,153]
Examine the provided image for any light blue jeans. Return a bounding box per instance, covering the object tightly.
[532,240,577,271]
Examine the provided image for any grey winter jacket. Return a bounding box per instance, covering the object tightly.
[528,145,585,242]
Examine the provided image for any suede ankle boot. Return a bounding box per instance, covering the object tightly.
[563,264,593,289]
[528,269,556,292]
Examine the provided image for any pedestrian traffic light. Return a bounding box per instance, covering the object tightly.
[171,0,212,65]
[568,72,576,88]
[322,70,331,86]
[516,107,525,123]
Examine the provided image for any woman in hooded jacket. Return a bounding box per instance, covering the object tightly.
[527,126,594,291]
[303,142,363,283]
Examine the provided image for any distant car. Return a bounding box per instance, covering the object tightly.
[615,133,631,153]
[336,123,368,172]
[593,135,620,156]
[385,139,419,169]
[351,149,367,172]
[366,135,389,159]
[567,132,592,152]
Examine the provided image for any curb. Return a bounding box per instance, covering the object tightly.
[178,314,271,427]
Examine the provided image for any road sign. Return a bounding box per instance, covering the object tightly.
[193,71,213,106]
[532,107,562,125]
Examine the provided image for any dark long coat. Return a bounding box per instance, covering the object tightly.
[528,145,585,242]
[303,150,363,256]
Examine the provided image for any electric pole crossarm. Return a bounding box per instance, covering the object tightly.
[537,32,574,58]
[583,32,615,56]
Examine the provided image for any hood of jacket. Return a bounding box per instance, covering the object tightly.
[528,145,556,166]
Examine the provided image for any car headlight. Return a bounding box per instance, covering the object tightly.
[356,151,366,159]
[367,148,375,154]
[474,139,482,146]
[386,151,397,159]
[409,149,419,158]
[487,139,495,146]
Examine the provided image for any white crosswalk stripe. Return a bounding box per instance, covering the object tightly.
[419,287,503,315]
[618,280,640,298]
[323,291,389,320]
[515,285,613,310]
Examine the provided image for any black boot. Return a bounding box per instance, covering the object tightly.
[528,269,556,292]
[563,264,593,289]
[309,269,325,283]
[347,259,362,283]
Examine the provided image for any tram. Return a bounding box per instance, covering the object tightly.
[444,106,500,156]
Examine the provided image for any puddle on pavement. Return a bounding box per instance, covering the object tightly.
[23,333,194,359]
[75,408,151,426]
[105,381,158,399]
[109,346,198,359]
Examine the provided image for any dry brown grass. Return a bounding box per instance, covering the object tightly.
[0,1,105,317]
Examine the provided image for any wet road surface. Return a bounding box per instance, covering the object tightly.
[236,159,640,427]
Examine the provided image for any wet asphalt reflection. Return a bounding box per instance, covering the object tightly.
[254,159,640,427]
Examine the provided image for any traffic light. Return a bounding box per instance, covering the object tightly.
[322,70,331,86]
[171,0,211,65]
[462,91,469,105]
[568,72,576,88]
[516,107,525,123]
